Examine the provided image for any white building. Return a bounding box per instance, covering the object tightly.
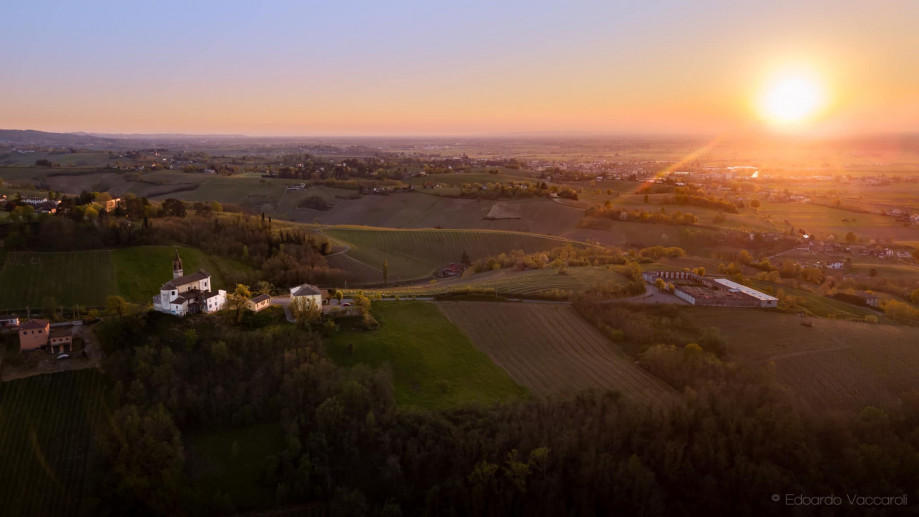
[290,283,323,309]
[152,250,227,316]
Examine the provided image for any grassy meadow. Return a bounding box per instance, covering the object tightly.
[325,302,527,409]
[112,246,250,303]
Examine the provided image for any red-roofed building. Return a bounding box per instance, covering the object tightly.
[18,319,50,352]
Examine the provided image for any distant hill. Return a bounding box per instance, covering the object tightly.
[0,129,250,149]
[0,129,124,148]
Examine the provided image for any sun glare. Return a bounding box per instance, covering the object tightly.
[758,69,827,125]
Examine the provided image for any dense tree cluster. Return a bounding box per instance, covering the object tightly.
[662,190,739,213]
[584,205,699,225]
[90,310,919,515]
[149,215,341,288]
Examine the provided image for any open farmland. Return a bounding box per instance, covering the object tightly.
[0,370,108,516]
[689,308,919,412]
[306,192,586,235]
[745,278,888,321]
[323,227,575,282]
[564,220,725,252]
[754,201,919,244]
[0,250,114,309]
[0,246,247,310]
[438,302,673,404]
[348,266,635,299]
[112,246,249,303]
[325,302,527,409]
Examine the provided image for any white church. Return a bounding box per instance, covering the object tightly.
[152,250,227,316]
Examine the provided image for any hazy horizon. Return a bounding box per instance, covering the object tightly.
[4,0,917,137]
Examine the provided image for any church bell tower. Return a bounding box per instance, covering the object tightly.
[173,249,184,279]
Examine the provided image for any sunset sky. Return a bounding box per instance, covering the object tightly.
[3,0,917,136]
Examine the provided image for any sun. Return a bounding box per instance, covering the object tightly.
[757,69,827,125]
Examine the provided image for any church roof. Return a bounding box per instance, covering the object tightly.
[163,270,210,289]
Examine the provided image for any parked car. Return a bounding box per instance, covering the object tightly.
[343,302,352,307]
[56,353,70,360]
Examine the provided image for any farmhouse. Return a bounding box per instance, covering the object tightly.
[290,283,323,308]
[246,294,271,312]
[0,314,20,328]
[151,250,227,317]
[18,319,72,353]
[643,270,778,308]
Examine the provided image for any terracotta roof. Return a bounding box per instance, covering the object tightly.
[163,270,210,289]
[20,319,49,330]
[49,327,72,339]
[250,294,271,303]
[291,284,323,297]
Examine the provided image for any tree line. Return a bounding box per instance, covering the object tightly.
[87,308,919,515]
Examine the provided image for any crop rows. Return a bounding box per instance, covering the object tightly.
[0,250,115,309]
[0,370,109,516]
[689,308,919,412]
[348,266,631,299]
[438,302,673,405]
[325,228,569,281]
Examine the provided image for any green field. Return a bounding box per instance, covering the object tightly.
[0,250,115,309]
[745,278,889,321]
[112,246,249,303]
[347,266,634,300]
[0,370,109,515]
[325,302,527,409]
[0,246,248,310]
[323,227,575,282]
[185,422,286,509]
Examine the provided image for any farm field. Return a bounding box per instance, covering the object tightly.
[745,278,888,321]
[325,302,527,409]
[564,220,725,252]
[0,151,111,167]
[755,201,919,243]
[0,246,248,310]
[322,226,575,282]
[0,370,109,516]
[185,422,286,510]
[689,307,919,412]
[0,250,114,309]
[304,191,586,235]
[437,302,673,404]
[112,246,249,303]
[347,266,635,299]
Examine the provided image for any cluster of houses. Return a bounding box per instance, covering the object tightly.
[801,240,915,263]
[150,250,324,317]
[5,250,327,355]
[1,314,75,355]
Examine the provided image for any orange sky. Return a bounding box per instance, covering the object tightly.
[2,1,917,136]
